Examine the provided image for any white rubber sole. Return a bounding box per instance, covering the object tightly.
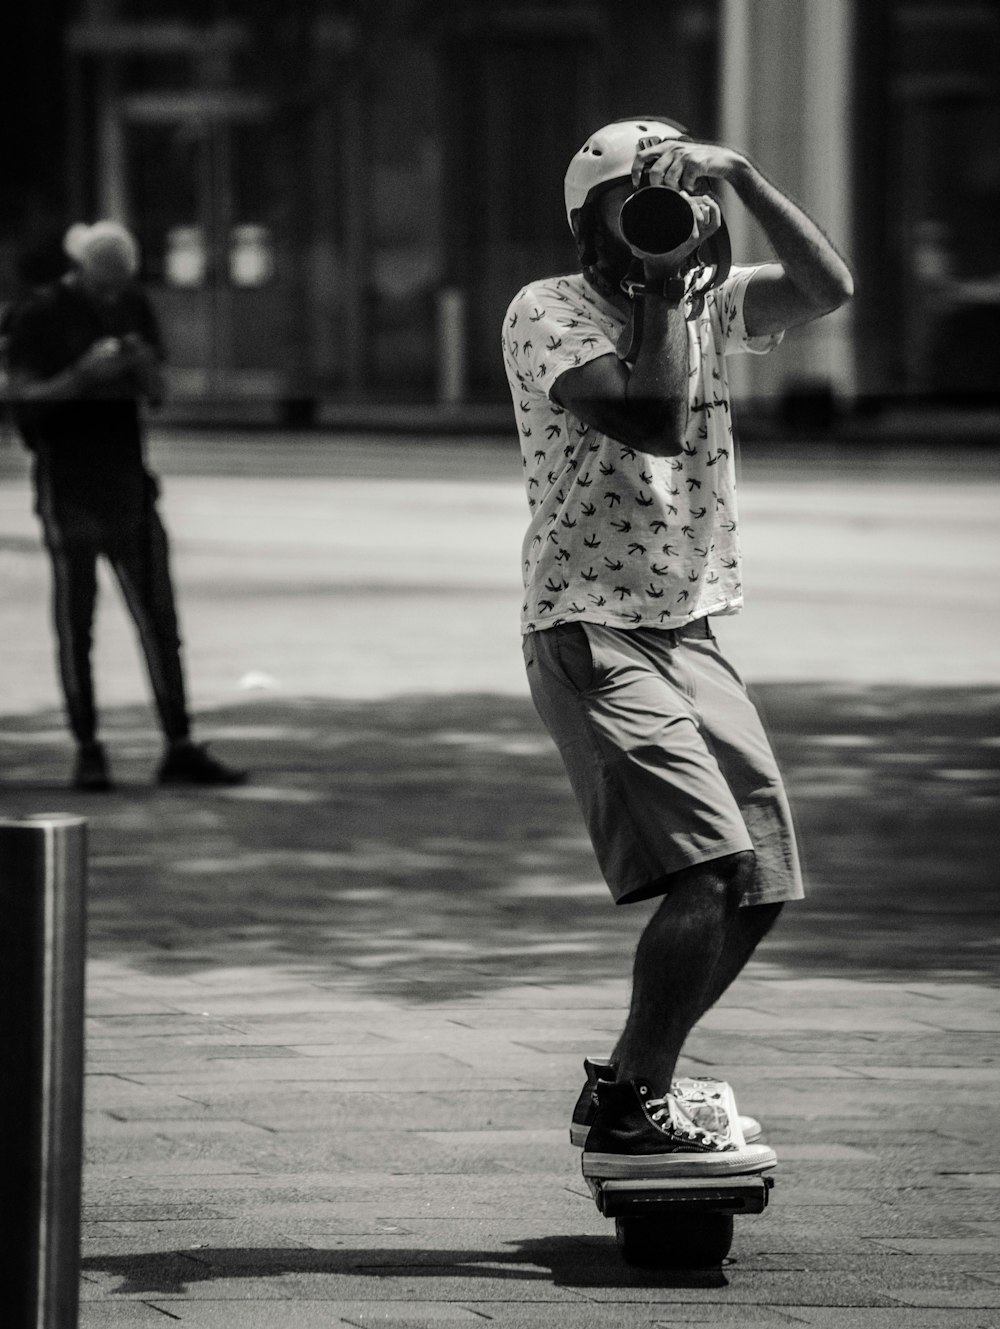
[582,1142,777,1179]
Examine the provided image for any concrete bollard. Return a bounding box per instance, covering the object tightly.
[0,814,87,1329]
[436,286,467,405]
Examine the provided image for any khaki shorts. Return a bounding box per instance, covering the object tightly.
[523,618,804,906]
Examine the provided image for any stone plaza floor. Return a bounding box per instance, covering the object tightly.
[1,430,998,1326]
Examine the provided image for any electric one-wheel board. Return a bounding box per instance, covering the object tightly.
[587,1169,775,1268]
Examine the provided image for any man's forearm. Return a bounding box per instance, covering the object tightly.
[728,159,854,310]
[624,293,689,454]
[13,367,84,404]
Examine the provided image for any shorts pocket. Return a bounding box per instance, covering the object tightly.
[554,622,597,693]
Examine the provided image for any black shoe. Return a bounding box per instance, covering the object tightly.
[571,1060,764,1147]
[570,1057,616,1147]
[157,741,247,787]
[73,741,113,791]
[581,1079,776,1180]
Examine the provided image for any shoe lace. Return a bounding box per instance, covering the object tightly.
[643,1092,727,1148]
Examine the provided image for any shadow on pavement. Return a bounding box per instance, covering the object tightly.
[1,684,998,996]
[81,1238,727,1294]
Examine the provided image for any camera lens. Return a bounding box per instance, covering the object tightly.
[619,188,695,255]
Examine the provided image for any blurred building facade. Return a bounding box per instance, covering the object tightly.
[2,0,998,418]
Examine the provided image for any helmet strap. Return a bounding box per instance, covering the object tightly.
[575,203,639,304]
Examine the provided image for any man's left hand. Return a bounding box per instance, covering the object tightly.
[632,139,745,195]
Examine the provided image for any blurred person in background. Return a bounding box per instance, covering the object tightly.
[503,118,853,1182]
[4,220,246,791]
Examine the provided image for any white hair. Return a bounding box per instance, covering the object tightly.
[64,220,140,277]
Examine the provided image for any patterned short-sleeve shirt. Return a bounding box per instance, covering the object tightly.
[501,265,782,634]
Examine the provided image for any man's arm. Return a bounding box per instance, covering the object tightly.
[727,162,854,336]
[551,192,724,457]
[551,292,690,457]
[10,364,86,404]
[10,338,136,404]
[634,138,855,337]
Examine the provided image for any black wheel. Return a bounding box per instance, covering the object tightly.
[615,1212,734,1268]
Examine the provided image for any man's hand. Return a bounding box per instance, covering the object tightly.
[74,334,165,403]
[75,337,132,384]
[632,138,745,195]
[624,142,727,276]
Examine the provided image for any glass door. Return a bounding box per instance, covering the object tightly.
[122,99,289,406]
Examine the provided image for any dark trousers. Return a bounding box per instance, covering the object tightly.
[39,502,191,746]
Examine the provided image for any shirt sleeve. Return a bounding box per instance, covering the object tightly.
[502,282,617,400]
[715,264,785,357]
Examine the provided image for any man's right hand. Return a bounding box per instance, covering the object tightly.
[75,337,131,384]
[631,191,723,279]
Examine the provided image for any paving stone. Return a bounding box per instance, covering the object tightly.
[870,1238,1000,1258]
[788,1312,998,1327]
[266,1273,586,1304]
[143,1305,487,1326]
[82,1272,293,1302]
[884,1289,1000,1308]
[79,1306,177,1327]
[849,1067,1000,1082]
[463,1311,807,1328]
[697,1009,937,1034]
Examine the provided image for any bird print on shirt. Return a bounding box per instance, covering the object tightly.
[502,267,781,630]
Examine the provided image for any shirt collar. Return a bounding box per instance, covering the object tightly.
[578,273,627,325]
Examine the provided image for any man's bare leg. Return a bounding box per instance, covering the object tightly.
[698,898,783,1013]
[610,851,770,1089]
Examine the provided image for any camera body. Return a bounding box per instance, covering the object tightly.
[618,178,732,300]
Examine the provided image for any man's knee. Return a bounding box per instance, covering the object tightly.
[671,849,756,910]
[717,849,757,908]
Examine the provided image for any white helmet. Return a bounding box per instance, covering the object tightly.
[564,117,688,226]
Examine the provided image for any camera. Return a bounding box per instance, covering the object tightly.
[617,173,732,298]
[618,186,698,256]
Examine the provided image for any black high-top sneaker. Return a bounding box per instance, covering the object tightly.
[581,1079,776,1179]
[570,1057,616,1147]
[571,1060,764,1146]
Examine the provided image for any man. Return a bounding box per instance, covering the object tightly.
[5,221,245,791]
[501,119,853,1178]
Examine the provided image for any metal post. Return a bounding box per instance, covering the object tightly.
[0,815,87,1329]
[802,0,856,400]
[719,0,752,402]
[436,286,467,406]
